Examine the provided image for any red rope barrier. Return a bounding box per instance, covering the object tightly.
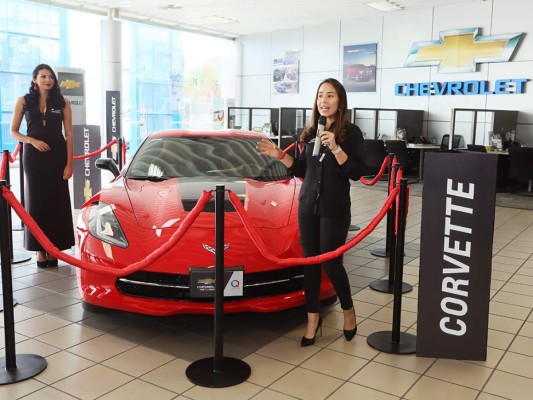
[0,152,7,181]
[9,143,21,163]
[282,142,295,154]
[73,138,117,160]
[360,155,389,186]
[2,185,213,277]
[228,186,399,267]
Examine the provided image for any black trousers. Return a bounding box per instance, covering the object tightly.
[298,209,353,313]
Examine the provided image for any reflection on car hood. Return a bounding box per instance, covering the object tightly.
[124,176,297,229]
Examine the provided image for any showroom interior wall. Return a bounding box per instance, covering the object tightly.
[237,0,533,146]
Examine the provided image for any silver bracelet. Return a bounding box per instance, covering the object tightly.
[331,146,342,155]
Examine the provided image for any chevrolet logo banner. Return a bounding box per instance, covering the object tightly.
[405,28,523,73]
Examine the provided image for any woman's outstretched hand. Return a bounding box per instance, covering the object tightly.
[256,138,282,159]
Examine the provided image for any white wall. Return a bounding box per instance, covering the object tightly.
[237,0,533,146]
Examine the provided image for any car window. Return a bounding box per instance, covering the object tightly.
[126,136,291,181]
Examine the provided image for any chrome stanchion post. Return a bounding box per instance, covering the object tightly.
[0,180,47,384]
[369,164,412,294]
[367,178,417,354]
[186,185,251,387]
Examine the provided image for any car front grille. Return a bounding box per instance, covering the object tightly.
[116,267,304,302]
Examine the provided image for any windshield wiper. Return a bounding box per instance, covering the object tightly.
[127,175,170,182]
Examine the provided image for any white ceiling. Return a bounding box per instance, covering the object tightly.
[38,0,484,39]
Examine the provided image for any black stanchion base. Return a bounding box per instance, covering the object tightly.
[370,247,389,257]
[369,280,412,294]
[0,354,47,385]
[367,331,416,355]
[348,224,360,231]
[186,357,251,388]
[0,298,18,311]
[11,252,31,264]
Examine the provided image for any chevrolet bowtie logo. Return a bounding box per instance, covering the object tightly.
[83,179,92,202]
[405,28,523,73]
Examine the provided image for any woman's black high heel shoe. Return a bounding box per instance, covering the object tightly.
[36,252,48,268]
[343,309,358,341]
[301,316,322,347]
[343,325,357,341]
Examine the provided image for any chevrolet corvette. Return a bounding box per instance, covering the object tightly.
[76,130,335,315]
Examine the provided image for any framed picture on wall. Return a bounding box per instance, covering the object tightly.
[272,50,300,94]
[343,43,377,92]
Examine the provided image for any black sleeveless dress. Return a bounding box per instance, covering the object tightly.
[23,100,75,251]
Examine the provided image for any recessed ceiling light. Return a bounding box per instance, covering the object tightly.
[364,1,403,12]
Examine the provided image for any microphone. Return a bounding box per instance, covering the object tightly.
[312,116,327,157]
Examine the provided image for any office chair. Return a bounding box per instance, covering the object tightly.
[363,139,388,178]
[384,140,417,174]
[507,146,533,193]
[440,134,465,150]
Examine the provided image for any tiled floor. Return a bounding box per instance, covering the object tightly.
[1,179,533,399]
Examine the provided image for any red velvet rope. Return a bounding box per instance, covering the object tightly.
[282,142,295,154]
[73,138,118,160]
[0,152,8,181]
[227,186,399,266]
[360,155,389,186]
[9,143,21,163]
[2,185,213,277]
[393,168,410,235]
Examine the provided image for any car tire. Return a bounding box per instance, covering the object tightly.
[81,300,111,314]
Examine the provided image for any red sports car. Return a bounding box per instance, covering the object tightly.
[76,130,335,315]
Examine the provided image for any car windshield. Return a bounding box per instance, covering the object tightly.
[126,135,292,181]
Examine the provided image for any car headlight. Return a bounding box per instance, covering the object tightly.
[88,202,129,248]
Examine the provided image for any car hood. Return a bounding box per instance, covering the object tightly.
[123,176,297,229]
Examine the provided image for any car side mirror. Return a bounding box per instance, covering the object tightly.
[95,158,120,177]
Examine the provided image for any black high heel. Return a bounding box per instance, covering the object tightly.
[343,309,358,341]
[36,252,48,268]
[301,316,322,347]
[47,259,58,267]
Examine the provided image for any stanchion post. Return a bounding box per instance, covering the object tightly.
[2,150,30,264]
[186,184,251,387]
[117,137,124,171]
[371,153,394,258]
[0,180,47,384]
[12,144,24,231]
[369,164,412,294]
[213,184,224,373]
[366,178,417,354]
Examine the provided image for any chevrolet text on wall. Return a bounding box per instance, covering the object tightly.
[397,27,526,96]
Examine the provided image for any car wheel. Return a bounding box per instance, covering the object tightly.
[82,300,111,314]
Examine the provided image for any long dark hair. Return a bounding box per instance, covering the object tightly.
[23,63,65,110]
[300,78,349,143]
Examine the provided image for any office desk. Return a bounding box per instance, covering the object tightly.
[407,144,441,181]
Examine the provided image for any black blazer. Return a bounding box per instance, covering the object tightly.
[289,122,365,217]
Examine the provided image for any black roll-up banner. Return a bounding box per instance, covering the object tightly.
[105,91,121,160]
[417,151,497,360]
[73,125,102,208]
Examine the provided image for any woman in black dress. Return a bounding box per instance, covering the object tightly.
[10,64,75,267]
[257,78,365,346]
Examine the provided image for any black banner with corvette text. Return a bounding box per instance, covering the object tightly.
[417,151,497,360]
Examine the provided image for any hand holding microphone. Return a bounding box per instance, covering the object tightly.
[312,115,327,157]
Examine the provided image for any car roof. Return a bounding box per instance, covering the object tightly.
[149,129,267,139]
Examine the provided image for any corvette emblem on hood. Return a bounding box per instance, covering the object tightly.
[202,243,230,254]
